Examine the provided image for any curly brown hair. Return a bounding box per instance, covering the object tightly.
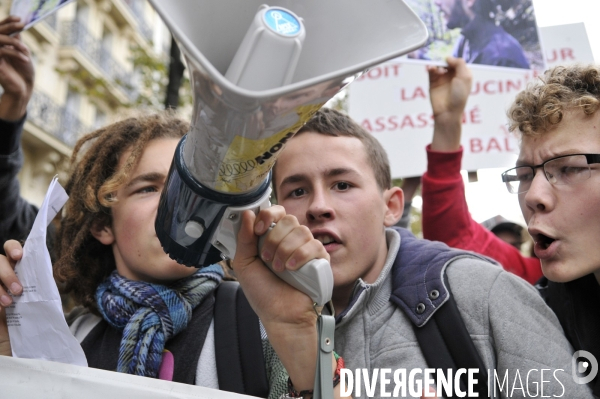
[54,112,189,313]
[508,64,600,136]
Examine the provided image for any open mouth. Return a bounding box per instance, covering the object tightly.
[314,234,339,247]
[535,233,556,250]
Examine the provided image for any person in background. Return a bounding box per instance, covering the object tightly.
[395,176,420,229]
[420,56,542,284]
[480,215,524,250]
[0,16,37,256]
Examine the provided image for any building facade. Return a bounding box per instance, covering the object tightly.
[1,0,171,206]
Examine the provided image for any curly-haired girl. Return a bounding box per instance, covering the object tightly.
[0,111,286,397]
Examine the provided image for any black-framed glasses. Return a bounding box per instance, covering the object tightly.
[501,153,600,194]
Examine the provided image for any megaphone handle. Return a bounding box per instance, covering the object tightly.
[314,313,335,399]
[258,225,333,306]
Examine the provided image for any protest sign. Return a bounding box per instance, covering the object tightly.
[347,22,594,178]
[0,356,255,399]
[404,0,544,71]
[10,0,75,30]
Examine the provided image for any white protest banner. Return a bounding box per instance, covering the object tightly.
[0,356,259,399]
[347,23,594,178]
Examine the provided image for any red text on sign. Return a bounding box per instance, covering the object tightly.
[470,137,517,153]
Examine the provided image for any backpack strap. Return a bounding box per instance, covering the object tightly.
[214,281,269,397]
[413,274,492,399]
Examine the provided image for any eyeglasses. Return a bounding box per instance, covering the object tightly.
[501,153,600,194]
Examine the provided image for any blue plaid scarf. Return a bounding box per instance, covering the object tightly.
[95,265,223,378]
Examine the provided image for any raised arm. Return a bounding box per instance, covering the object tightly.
[0,16,33,122]
[421,57,542,284]
[0,16,38,255]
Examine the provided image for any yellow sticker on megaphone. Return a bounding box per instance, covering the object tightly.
[216,103,324,193]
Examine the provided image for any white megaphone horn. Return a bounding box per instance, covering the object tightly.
[150,0,427,305]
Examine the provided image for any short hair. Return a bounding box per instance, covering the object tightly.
[54,112,189,313]
[273,108,391,195]
[508,64,600,136]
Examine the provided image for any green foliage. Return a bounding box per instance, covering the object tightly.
[129,44,168,109]
[326,89,348,113]
[56,44,193,111]
[177,75,193,108]
[55,67,112,103]
[129,44,193,110]
[409,208,423,239]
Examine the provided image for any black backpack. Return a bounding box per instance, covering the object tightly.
[412,274,492,398]
[214,281,270,397]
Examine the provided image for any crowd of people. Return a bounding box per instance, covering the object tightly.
[0,12,599,399]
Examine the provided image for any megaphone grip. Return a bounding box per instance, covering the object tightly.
[258,226,333,306]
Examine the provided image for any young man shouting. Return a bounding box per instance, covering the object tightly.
[231,107,592,398]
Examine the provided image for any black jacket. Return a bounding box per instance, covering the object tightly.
[538,274,600,397]
[0,116,45,256]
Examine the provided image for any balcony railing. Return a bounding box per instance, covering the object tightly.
[60,20,137,100]
[27,91,90,147]
[123,0,153,42]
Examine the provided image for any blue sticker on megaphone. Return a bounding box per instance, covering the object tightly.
[263,8,301,36]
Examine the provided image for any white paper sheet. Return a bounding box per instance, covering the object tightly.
[6,176,87,366]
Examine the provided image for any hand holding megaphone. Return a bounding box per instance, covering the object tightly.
[231,206,332,306]
[231,207,331,398]
[257,222,333,307]
[216,200,333,307]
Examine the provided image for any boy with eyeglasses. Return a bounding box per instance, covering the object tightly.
[424,59,600,395]
[504,64,600,396]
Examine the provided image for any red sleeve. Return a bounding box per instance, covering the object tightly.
[421,145,542,284]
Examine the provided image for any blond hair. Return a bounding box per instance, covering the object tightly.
[508,64,600,136]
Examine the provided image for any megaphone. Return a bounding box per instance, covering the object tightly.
[150,0,427,304]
